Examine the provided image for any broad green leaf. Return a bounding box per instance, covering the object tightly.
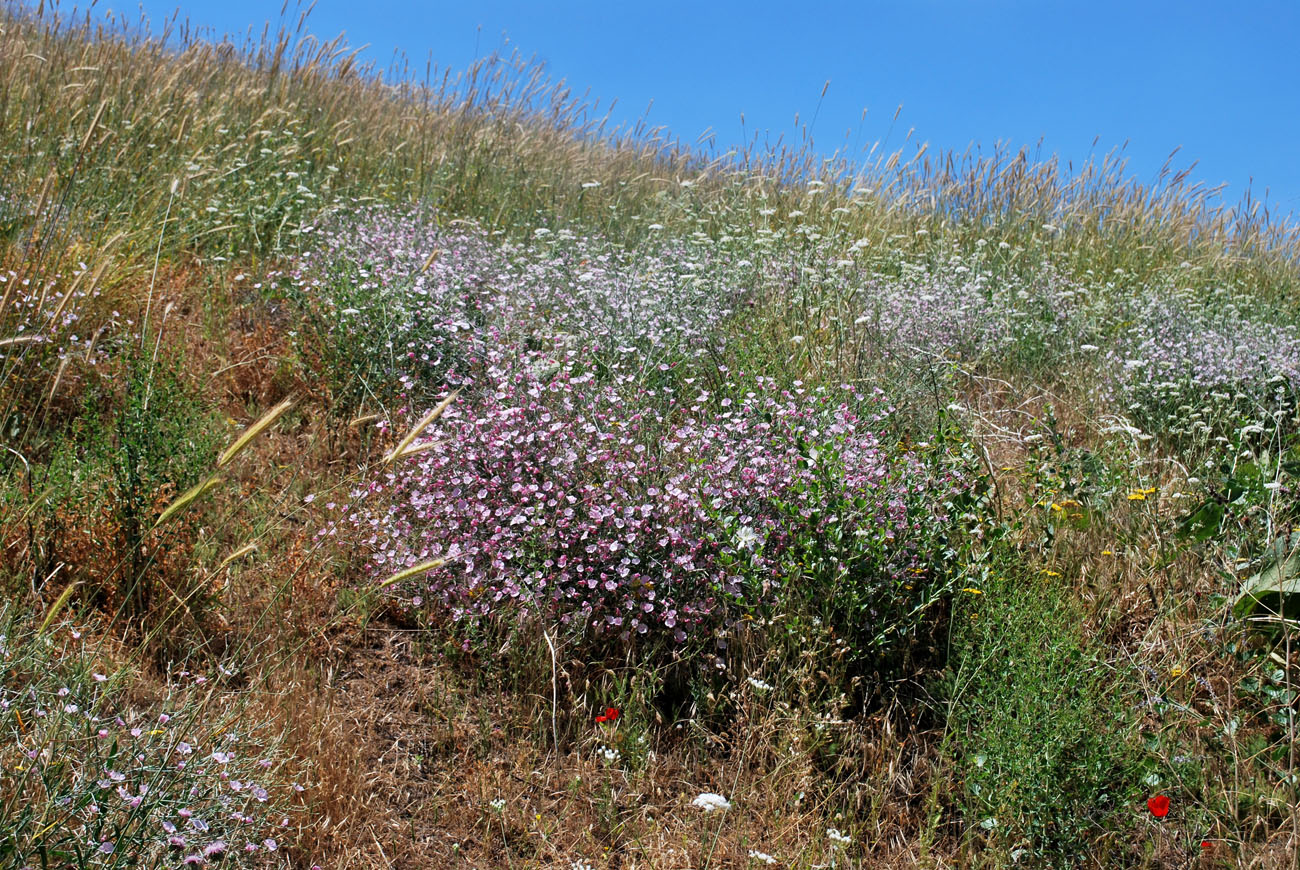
[1176,501,1224,543]
[1234,533,1300,619]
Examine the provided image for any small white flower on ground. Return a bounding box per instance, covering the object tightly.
[827,827,851,847]
[489,798,506,813]
[748,849,778,864]
[692,792,732,812]
[746,676,773,692]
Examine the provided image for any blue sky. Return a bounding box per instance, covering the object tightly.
[117,0,1299,217]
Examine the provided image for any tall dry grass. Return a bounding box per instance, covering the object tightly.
[1,2,1295,292]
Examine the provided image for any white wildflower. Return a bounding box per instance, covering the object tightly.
[691,792,732,812]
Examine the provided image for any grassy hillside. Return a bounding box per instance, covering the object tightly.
[2,4,1299,868]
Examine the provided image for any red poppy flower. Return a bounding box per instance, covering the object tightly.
[1201,840,1212,850]
[605,707,620,721]
[595,715,607,724]
[1147,795,1170,818]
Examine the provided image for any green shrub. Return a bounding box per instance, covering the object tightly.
[25,349,221,624]
[945,563,1142,865]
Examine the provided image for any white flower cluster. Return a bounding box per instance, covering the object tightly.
[691,792,732,812]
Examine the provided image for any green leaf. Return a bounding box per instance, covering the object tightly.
[1176,501,1224,543]
[1234,533,1300,619]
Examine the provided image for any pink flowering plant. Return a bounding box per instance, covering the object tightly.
[0,608,300,867]
[321,342,969,673]
[347,376,963,659]
[296,206,976,673]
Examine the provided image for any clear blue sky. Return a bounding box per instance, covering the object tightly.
[114,0,1300,217]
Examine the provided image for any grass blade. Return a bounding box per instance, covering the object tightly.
[218,396,296,468]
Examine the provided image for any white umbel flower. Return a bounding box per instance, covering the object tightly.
[691,792,732,812]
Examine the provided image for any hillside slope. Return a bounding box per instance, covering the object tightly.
[1,6,1299,868]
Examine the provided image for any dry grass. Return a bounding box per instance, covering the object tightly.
[261,624,957,869]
